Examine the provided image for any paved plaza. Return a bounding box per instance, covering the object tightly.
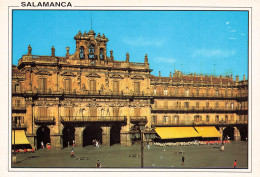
[12,141,248,169]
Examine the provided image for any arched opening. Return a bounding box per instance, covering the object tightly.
[62,126,75,148]
[110,124,121,146]
[239,126,248,141]
[36,126,50,149]
[83,125,102,147]
[79,46,85,59]
[223,127,235,140]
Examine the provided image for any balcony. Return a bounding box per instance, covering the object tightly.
[34,117,55,125]
[152,106,239,113]
[12,122,27,130]
[60,116,127,124]
[152,120,248,127]
[130,116,148,124]
[12,104,26,112]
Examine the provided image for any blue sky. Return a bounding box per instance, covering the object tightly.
[12,10,248,80]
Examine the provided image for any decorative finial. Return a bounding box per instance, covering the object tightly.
[66,47,70,57]
[170,72,172,77]
[236,75,239,82]
[51,46,55,57]
[28,44,32,55]
[110,50,114,60]
[126,52,129,62]
[159,71,161,77]
[144,54,148,63]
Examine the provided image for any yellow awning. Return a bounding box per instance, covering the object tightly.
[195,126,221,138]
[12,130,30,145]
[155,127,201,139]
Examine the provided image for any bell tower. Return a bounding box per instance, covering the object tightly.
[74,30,109,61]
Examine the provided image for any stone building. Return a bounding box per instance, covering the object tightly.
[12,29,248,149]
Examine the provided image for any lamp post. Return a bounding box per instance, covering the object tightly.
[139,122,145,168]
[220,118,225,145]
[12,123,17,164]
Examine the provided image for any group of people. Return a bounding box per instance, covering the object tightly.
[93,139,100,148]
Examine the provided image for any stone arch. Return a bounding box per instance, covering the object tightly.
[62,126,75,148]
[110,124,121,146]
[223,126,235,140]
[238,126,248,141]
[36,126,50,149]
[83,125,103,147]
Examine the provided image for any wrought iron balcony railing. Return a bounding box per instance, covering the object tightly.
[34,116,55,124]
[60,116,127,123]
[12,122,27,129]
[130,116,148,124]
[12,104,26,111]
[152,106,245,112]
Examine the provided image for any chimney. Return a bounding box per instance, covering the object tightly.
[110,50,114,60]
[51,46,55,57]
[243,75,245,81]
[126,52,129,62]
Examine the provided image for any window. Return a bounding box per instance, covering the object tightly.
[174,115,179,123]
[206,102,209,109]
[89,107,97,117]
[15,84,20,93]
[38,78,47,93]
[231,102,234,110]
[196,102,199,108]
[79,46,85,59]
[215,115,219,122]
[113,108,119,117]
[196,89,199,96]
[152,116,156,123]
[225,115,228,122]
[134,82,140,95]
[113,81,119,94]
[194,115,200,122]
[64,79,72,93]
[185,89,189,96]
[154,88,157,95]
[89,44,95,59]
[239,115,242,121]
[38,107,48,118]
[163,116,168,123]
[65,107,73,118]
[99,48,104,60]
[164,88,168,96]
[225,102,228,109]
[89,80,96,93]
[215,102,219,108]
[215,90,219,96]
[206,115,210,122]
[231,115,234,121]
[225,89,228,96]
[184,102,189,109]
[206,88,209,96]
[134,108,140,117]
[175,88,179,94]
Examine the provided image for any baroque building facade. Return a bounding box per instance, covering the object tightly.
[12,30,248,149]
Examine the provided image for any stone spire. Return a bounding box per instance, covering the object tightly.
[51,46,55,57]
[159,71,161,78]
[126,52,129,62]
[144,54,148,63]
[28,44,32,55]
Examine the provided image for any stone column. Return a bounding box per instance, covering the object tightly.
[234,127,241,141]
[75,127,83,147]
[101,126,111,146]
[120,131,132,147]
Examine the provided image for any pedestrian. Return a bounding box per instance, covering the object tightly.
[96,160,101,168]
[182,156,185,165]
[96,141,99,148]
[41,141,44,149]
[68,141,70,147]
[73,140,75,147]
[233,160,238,168]
[147,143,150,150]
[70,148,74,158]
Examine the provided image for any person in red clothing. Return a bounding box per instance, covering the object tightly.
[70,148,74,158]
[233,160,238,168]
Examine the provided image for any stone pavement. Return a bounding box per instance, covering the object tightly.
[12,141,248,168]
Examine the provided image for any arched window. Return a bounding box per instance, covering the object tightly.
[89,44,95,59]
[164,88,168,96]
[185,89,189,96]
[154,88,157,95]
[99,48,104,60]
[79,46,85,59]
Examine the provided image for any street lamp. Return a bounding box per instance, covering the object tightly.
[12,123,17,164]
[219,118,225,145]
[139,122,146,168]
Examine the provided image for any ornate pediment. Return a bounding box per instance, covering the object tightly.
[131,75,144,80]
[60,72,76,77]
[109,74,123,79]
[85,73,101,78]
[35,70,52,76]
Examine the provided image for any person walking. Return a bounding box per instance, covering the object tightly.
[96,160,101,168]
[147,143,150,150]
[233,160,238,168]
[182,156,185,165]
[73,140,75,147]
[70,148,74,158]
[41,141,44,149]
